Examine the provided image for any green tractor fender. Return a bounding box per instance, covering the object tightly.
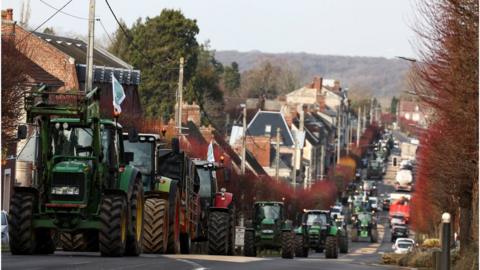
[118,165,141,200]
[281,219,293,231]
[328,225,339,236]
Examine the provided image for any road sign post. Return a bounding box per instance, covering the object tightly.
[440,212,451,270]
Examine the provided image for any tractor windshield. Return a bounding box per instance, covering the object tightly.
[197,168,213,198]
[257,204,281,221]
[306,213,327,225]
[124,141,153,175]
[51,127,93,157]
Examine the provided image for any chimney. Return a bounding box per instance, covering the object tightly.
[317,93,326,111]
[5,9,13,21]
[313,77,323,91]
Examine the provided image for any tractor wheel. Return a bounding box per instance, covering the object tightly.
[371,228,378,243]
[9,191,36,255]
[166,191,181,254]
[60,230,98,252]
[281,231,294,259]
[294,234,309,258]
[208,211,229,255]
[143,198,168,253]
[325,236,338,259]
[60,232,86,251]
[339,232,349,253]
[99,194,128,257]
[126,177,144,256]
[351,229,358,242]
[180,233,191,254]
[228,209,236,255]
[243,230,256,257]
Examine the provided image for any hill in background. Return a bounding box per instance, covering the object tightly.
[215,50,411,106]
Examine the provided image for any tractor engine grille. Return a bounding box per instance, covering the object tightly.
[50,172,85,201]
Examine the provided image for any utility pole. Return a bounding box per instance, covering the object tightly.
[275,127,280,182]
[176,57,184,134]
[356,106,361,147]
[320,143,325,180]
[292,134,298,190]
[362,104,366,132]
[85,0,95,93]
[346,111,350,155]
[241,104,246,174]
[336,106,341,163]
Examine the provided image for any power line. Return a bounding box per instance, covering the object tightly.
[17,0,73,44]
[40,0,88,20]
[104,0,177,71]
[97,18,114,45]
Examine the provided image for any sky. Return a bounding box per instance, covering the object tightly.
[3,0,420,58]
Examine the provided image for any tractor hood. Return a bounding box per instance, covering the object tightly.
[261,218,275,226]
[53,160,90,173]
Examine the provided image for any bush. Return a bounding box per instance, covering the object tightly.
[422,238,440,248]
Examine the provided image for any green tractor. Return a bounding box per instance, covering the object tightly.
[243,201,295,259]
[9,86,143,256]
[351,211,378,243]
[123,134,235,255]
[294,210,348,258]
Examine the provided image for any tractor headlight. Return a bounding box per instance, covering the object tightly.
[52,186,80,195]
[261,229,274,234]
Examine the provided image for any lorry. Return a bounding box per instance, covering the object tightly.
[294,210,348,258]
[389,199,410,224]
[10,86,143,256]
[395,169,413,191]
[123,134,235,255]
[367,160,383,180]
[243,201,294,259]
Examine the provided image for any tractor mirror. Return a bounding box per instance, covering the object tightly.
[172,138,180,153]
[128,128,139,142]
[17,125,27,140]
[223,167,231,182]
[124,152,134,164]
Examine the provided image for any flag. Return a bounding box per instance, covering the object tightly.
[207,140,215,162]
[112,74,126,114]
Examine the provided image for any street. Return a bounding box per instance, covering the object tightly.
[2,162,405,270]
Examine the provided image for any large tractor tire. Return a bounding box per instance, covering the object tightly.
[294,234,309,258]
[208,211,229,255]
[126,177,144,256]
[325,236,338,259]
[166,191,181,254]
[228,209,236,255]
[9,192,36,255]
[243,230,256,257]
[371,228,378,243]
[339,232,349,253]
[281,231,294,259]
[99,194,128,257]
[351,229,358,242]
[143,198,168,253]
[180,233,191,254]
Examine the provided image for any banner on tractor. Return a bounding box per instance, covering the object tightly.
[112,74,126,114]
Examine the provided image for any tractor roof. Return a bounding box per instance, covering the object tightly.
[122,133,161,141]
[51,118,122,128]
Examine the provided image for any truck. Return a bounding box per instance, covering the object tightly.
[123,134,235,255]
[367,160,383,180]
[389,198,410,224]
[10,86,143,256]
[395,169,413,191]
[400,142,418,161]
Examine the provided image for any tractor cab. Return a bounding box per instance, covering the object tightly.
[122,133,161,191]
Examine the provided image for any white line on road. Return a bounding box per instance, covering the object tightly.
[164,254,269,263]
[175,258,208,270]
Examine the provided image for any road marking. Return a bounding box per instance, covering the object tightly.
[164,254,269,263]
[296,258,354,262]
[174,258,208,270]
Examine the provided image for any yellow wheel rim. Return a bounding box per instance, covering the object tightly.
[136,195,143,241]
[121,210,127,242]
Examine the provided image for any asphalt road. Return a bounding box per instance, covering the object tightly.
[391,130,410,143]
[2,156,407,270]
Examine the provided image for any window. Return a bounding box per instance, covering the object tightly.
[306,213,327,225]
[124,141,154,175]
[265,125,272,134]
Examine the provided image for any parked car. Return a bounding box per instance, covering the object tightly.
[392,238,415,254]
[1,210,8,247]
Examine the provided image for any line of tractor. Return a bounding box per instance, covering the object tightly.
[8,85,360,259]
